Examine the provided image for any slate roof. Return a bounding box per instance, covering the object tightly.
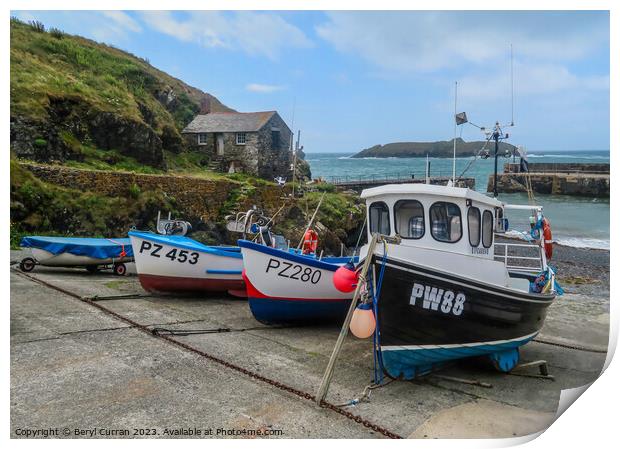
[182,111,277,133]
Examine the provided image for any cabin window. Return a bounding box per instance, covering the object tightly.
[482,210,494,248]
[467,207,481,247]
[394,200,424,239]
[236,133,247,145]
[198,133,208,145]
[429,202,462,243]
[369,202,390,236]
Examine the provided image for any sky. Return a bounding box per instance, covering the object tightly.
[13,10,610,153]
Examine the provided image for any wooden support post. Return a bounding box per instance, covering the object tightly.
[315,234,379,405]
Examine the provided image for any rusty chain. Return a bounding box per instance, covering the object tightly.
[14,270,403,439]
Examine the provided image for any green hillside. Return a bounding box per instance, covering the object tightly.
[10,18,232,171]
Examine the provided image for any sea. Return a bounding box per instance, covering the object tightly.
[306,150,610,250]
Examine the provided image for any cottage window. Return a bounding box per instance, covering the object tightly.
[394,200,424,239]
[198,133,208,145]
[467,207,481,247]
[369,202,390,236]
[236,133,246,145]
[271,130,280,150]
[482,210,494,248]
[430,202,462,243]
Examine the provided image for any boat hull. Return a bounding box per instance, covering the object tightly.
[129,232,244,296]
[375,256,555,379]
[31,248,133,266]
[239,240,354,324]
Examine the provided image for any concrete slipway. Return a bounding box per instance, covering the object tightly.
[10,249,608,439]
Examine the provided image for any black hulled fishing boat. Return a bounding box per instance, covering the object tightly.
[359,183,560,379]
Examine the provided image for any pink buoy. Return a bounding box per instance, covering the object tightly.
[333,262,359,293]
[350,302,376,339]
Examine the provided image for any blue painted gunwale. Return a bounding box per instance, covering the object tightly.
[237,239,357,271]
[129,231,242,259]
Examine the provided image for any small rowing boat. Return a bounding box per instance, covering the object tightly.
[19,236,134,275]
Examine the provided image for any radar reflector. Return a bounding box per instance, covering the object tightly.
[455,112,468,125]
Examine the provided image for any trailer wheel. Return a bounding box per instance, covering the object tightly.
[114,263,127,276]
[86,265,100,273]
[19,257,36,272]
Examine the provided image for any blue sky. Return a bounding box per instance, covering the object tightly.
[14,10,610,153]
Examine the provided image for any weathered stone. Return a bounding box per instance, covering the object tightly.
[182,111,311,181]
[489,173,609,197]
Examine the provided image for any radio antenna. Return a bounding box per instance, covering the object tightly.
[510,43,514,126]
[452,81,458,184]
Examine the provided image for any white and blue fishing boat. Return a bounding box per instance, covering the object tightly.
[19,236,134,275]
[239,237,357,323]
[359,183,560,379]
[128,230,245,296]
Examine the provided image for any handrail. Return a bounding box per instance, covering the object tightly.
[494,241,543,272]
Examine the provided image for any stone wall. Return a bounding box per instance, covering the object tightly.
[256,113,293,180]
[504,162,610,174]
[489,173,610,197]
[20,162,284,223]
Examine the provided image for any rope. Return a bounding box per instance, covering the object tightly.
[372,241,388,385]
[296,191,326,250]
[106,238,127,258]
[455,135,493,184]
[349,216,367,263]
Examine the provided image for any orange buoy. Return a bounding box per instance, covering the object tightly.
[542,218,553,260]
[302,229,319,254]
[350,302,376,339]
[333,262,359,293]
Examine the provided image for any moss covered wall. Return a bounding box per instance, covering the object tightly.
[20,162,284,222]
[13,163,365,254]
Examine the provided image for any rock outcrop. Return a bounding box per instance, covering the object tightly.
[353,138,517,158]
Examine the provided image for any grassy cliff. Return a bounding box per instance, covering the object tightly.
[10,18,232,170]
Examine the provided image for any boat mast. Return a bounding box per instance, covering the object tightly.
[289,97,296,197]
[493,122,500,197]
[452,81,458,184]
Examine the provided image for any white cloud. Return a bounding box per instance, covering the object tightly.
[316,11,608,73]
[458,62,609,102]
[100,11,142,33]
[139,11,312,60]
[246,83,286,93]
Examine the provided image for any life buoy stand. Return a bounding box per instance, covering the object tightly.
[542,218,553,260]
[302,229,319,254]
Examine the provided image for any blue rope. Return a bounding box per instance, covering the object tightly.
[371,241,388,385]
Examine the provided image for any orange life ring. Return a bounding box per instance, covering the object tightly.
[302,229,319,254]
[542,218,553,260]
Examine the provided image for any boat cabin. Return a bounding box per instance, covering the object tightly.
[361,184,546,290]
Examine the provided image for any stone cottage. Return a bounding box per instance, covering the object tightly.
[182,109,293,179]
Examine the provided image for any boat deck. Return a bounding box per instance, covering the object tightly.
[10,248,608,439]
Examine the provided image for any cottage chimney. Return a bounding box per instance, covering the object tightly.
[200,96,211,114]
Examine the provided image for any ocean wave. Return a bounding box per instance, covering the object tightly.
[554,237,610,250]
[503,230,609,250]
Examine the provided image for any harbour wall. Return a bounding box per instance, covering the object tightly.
[488,173,609,197]
[503,162,609,174]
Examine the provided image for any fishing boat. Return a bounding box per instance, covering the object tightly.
[129,230,245,296]
[358,183,559,378]
[19,236,134,275]
[129,208,274,296]
[239,234,357,324]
